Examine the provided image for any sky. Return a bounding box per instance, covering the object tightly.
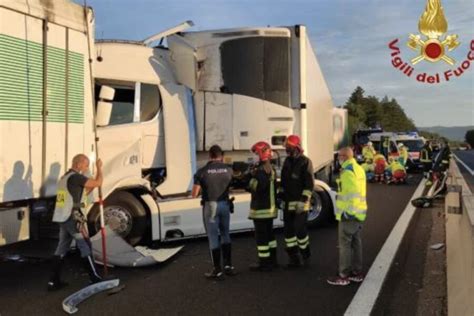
[79,0,473,127]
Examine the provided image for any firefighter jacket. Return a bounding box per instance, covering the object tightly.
[335,158,367,222]
[280,154,314,212]
[420,145,432,163]
[248,164,277,219]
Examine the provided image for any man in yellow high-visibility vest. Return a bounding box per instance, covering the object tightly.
[362,141,375,162]
[327,147,368,286]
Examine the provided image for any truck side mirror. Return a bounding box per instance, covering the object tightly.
[96,85,115,127]
[96,101,112,126]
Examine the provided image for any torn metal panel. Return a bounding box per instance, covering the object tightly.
[91,227,183,267]
[204,92,233,151]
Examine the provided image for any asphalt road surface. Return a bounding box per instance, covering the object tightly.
[0,175,422,316]
[453,150,474,192]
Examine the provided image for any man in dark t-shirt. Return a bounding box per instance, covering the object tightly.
[48,154,104,291]
[192,145,235,279]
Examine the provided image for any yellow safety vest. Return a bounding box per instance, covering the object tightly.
[335,158,368,222]
[390,161,405,172]
[362,146,375,161]
[400,147,408,165]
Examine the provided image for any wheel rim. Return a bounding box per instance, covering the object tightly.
[94,205,133,238]
[307,191,323,222]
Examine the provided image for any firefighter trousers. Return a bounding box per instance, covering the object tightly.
[283,211,310,259]
[253,219,276,262]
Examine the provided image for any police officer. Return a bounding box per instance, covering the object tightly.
[192,145,236,279]
[279,135,314,268]
[248,141,278,271]
[327,147,367,286]
[48,154,104,291]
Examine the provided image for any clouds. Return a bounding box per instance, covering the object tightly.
[82,0,474,127]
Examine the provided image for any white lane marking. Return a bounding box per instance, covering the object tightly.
[344,178,426,316]
[453,154,474,176]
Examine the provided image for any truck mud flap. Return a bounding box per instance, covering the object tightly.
[62,279,120,314]
[90,227,183,267]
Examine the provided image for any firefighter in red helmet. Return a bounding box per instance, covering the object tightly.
[279,135,314,268]
[248,141,278,271]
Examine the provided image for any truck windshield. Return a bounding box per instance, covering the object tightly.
[401,140,424,152]
[220,36,290,107]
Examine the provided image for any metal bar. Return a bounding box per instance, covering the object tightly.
[41,19,48,196]
[83,0,108,275]
[65,27,69,169]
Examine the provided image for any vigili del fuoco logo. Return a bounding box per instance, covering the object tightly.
[388,0,474,84]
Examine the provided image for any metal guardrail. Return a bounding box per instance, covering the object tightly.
[445,159,474,316]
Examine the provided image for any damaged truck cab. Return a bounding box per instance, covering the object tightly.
[0,0,336,251]
[91,24,336,244]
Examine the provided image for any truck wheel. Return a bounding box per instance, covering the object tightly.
[307,188,334,228]
[88,191,147,246]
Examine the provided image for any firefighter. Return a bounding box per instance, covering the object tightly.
[327,147,367,286]
[439,141,451,172]
[362,141,375,163]
[192,145,236,280]
[279,135,314,268]
[248,141,278,271]
[48,154,104,291]
[420,141,433,186]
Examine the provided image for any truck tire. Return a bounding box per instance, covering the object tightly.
[307,188,334,228]
[88,191,147,246]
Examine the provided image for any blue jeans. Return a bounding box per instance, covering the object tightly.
[203,201,231,250]
[54,216,91,258]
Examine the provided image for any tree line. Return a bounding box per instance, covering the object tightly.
[342,86,416,136]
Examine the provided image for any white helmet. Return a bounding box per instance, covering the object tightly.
[398,143,404,148]
[367,141,373,146]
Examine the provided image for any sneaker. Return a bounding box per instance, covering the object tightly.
[348,272,365,283]
[47,280,68,292]
[327,275,350,286]
[204,268,224,280]
[224,265,238,276]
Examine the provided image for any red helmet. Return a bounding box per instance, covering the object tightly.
[251,141,273,161]
[285,135,303,152]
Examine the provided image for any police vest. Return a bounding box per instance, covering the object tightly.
[335,159,367,222]
[52,172,84,223]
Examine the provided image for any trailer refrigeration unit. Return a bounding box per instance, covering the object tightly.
[1,0,336,256]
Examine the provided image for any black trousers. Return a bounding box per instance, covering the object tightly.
[283,211,310,258]
[253,219,276,260]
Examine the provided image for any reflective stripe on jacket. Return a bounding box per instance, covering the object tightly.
[280,154,314,212]
[335,158,368,222]
[248,165,277,219]
[420,146,432,163]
